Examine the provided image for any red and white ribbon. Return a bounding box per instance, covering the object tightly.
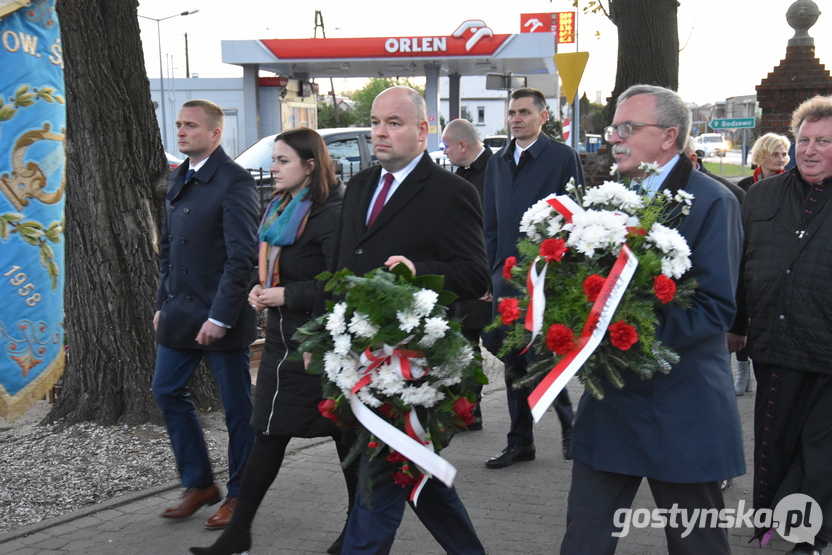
[527,245,638,422]
[350,344,456,505]
[523,193,639,422]
[521,257,548,354]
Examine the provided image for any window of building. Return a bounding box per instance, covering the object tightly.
[477,106,485,124]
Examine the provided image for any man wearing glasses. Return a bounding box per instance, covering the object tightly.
[560,85,744,554]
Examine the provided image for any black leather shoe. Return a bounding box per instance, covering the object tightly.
[786,543,823,555]
[485,444,535,468]
[562,426,573,460]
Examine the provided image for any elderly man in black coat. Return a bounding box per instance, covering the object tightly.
[153,99,258,530]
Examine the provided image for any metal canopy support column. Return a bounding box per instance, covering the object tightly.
[448,73,461,121]
[242,64,260,149]
[424,63,441,152]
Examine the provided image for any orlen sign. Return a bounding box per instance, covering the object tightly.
[521,12,576,44]
[260,21,510,60]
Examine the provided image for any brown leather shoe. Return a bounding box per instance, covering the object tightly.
[161,484,221,519]
[204,497,236,530]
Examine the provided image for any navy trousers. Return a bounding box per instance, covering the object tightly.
[561,460,730,555]
[342,454,485,555]
[503,348,574,446]
[152,345,254,497]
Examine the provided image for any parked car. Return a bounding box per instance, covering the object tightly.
[235,127,376,211]
[165,151,183,169]
[483,134,508,150]
[693,133,728,158]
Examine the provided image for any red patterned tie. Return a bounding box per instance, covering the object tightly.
[367,172,394,227]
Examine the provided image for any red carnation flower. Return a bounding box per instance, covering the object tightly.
[583,274,606,303]
[393,470,421,488]
[502,256,518,280]
[653,275,677,304]
[318,399,339,423]
[387,451,409,463]
[367,441,379,449]
[546,324,577,355]
[498,297,521,325]
[379,403,400,419]
[452,397,476,426]
[608,321,638,350]
[540,238,569,262]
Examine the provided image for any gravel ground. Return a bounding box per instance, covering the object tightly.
[0,401,228,535]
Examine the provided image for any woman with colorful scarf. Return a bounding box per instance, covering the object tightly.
[191,128,353,555]
[738,133,790,191]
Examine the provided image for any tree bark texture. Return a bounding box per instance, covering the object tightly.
[49,0,219,426]
[606,0,680,121]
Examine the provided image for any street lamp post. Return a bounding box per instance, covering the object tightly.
[138,10,199,152]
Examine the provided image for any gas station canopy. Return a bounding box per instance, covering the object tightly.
[221,21,557,78]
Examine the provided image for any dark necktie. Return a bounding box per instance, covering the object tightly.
[184,168,195,183]
[367,173,394,227]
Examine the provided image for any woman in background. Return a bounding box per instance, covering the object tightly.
[191,128,355,555]
[737,133,790,191]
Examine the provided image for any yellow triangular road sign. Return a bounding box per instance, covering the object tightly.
[555,52,590,105]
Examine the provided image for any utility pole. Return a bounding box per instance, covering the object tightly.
[184,33,190,78]
[314,10,340,126]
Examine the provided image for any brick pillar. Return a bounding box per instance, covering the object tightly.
[756,45,832,136]
[756,0,831,136]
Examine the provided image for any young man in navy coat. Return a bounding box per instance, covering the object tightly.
[560,85,745,554]
[153,99,258,530]
[334,86,488,555]
[482,88,584,467]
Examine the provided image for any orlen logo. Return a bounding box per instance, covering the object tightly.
[452,20,494,51]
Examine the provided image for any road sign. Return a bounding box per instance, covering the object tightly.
[709,117,755,130]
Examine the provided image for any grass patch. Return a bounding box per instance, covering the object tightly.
[703,161,751,178]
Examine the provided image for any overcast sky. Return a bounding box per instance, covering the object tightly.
[136,0,830,106]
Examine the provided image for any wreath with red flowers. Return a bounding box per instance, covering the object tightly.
[493,175,698,399]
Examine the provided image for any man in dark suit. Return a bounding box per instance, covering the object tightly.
[482,88,584,468]
[153,99,258,530]
[560,85,745,554]
[335,86,488,555]
[441,118,493,430]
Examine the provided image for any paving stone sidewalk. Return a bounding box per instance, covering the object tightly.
[1,364,792,554]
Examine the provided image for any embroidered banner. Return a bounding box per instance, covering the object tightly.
[0,0,66,420]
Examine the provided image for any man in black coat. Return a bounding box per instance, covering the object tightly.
[441,118,493,430]
[482,88,584,468]
[334,86,488,555]
[153,99,258,529]
[734,96,832,555]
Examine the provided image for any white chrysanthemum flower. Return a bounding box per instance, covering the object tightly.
[582,181,644,213]
[646,223,692,279]
[639,161,662,175]
[357,388,382,408]
[674,190,695,206]
[324,351,360,394]
[348,312,378,338]
[565,177,577,192]
[397,310,421,333]
[371,365,406,396]
[412,289,438,317]
[400,383,445,408]
[326,302,348,336]
[519,194,558,239]
[418,317,449,348]
[566,210,629,256]
[333,334,353,356]
[609,163,619,176]
[546,214,565,237]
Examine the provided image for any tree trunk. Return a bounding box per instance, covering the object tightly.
[606,0,680,121]
[49,0,220,426]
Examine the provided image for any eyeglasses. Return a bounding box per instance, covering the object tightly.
[604,122,669,142]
